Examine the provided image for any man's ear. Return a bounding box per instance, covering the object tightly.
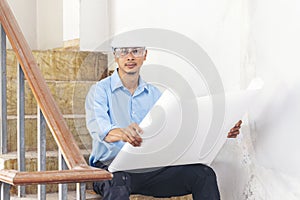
[114,54,118,62]
[144,50,148,61]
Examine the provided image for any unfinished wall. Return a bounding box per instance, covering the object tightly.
[239,0,300,199]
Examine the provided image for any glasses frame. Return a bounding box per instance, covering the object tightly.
[113,47,146,58]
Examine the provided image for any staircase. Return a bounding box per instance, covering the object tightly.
[0,49,108,196]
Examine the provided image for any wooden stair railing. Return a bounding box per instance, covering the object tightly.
[0,168,112,185]
[0,0,112,196]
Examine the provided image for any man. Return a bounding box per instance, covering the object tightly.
[85,46,242,200]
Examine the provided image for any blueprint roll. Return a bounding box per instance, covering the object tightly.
[108,86,262,172]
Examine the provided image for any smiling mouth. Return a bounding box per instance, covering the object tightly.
[125,63,137,67]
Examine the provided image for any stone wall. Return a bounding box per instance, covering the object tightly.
[1,49,107,194]
[5,49,108,152]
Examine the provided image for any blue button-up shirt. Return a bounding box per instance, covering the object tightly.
[85,70,162,165]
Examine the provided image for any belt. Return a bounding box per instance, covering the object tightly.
[94,159,114,168]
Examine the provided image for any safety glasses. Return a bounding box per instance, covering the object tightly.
[113,47,146,58]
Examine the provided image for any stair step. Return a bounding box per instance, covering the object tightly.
[10,190,101,200]
[5,116,92,152]
[130,195,192,200]
[0,150,91,170]
[7,49,107,117]
[10,192,192,200]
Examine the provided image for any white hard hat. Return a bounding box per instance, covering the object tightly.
[110,32,146,49]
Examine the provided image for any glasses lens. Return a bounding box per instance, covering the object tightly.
[114,47,145,58]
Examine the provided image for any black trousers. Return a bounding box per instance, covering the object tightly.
[93,162,220,200]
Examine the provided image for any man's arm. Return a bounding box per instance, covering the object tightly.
[104,122,143,147]
[86,84,144,147]
[85,84,119,142]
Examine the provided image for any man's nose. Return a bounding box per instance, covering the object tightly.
[126,52,135,60]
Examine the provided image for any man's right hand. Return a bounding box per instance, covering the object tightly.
[104,123,143,147]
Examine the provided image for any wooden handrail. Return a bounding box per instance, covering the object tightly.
[0,0,88,169]
[0,166,112,185]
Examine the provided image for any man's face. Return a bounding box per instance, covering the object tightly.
[114,47,147,76]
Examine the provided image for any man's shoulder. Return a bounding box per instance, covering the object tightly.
[144,83,162,98]
[95,75,112,87]
[87,76,112,96]
[146,83,159,91]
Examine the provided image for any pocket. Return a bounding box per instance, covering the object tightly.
[111,172,131,187]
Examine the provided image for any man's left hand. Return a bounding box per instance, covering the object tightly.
[227,120,242,138]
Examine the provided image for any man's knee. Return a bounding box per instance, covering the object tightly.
[190,164,217,178]
[93,171,132,199]
[189,164,220,199]
[201,164,217,177]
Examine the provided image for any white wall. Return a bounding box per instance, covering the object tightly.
[250,0,300,175]
[80,0,111,51]
[8,0,77,50]
[7,0,37,49]
[243,0,300,199]
[36,0,63,50]
[63,0,80,41]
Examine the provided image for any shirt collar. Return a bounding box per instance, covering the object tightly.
[111,69,123,92]
[110,69,149,94]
